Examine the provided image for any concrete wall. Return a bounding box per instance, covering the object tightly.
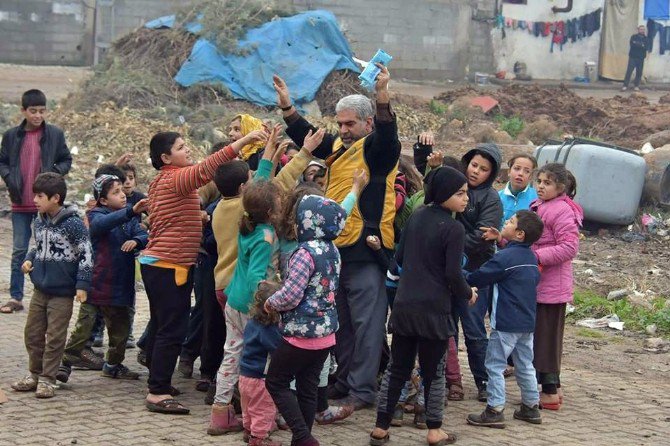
[0,0,182,66]
[291,0,476,81]
[492,0,604,80]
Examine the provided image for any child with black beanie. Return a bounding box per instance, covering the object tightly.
[371,166,478,446]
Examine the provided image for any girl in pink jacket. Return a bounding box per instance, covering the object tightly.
[530,163,582,411]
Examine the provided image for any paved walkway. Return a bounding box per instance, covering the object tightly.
[0,217,668,446]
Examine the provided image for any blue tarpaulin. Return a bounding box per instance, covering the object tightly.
[145,10,360,107]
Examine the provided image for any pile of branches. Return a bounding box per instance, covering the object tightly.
[315,70,369,115]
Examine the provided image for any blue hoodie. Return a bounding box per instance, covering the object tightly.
[26,205,93,296]
[465,241,540,333]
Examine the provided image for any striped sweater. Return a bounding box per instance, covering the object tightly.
[142,145,237,266]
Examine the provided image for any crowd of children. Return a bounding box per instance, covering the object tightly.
[3,78,583,446]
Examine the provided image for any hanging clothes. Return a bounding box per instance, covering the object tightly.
[644,0,670,20]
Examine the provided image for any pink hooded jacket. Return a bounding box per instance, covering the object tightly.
[530,194,583,304]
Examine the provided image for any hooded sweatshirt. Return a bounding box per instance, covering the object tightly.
[26,205,93,296]
[459,144,504,271]
[266,195,347,339]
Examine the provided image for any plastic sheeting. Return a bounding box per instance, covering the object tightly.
[146,10,359,107]
[644,0,670,20]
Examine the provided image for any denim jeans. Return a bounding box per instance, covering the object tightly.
[452,285,490,388]
[485,330,539,408]
[10,212,36,301]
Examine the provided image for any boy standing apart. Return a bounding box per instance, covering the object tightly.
[0,90,72,314]
[11,173,92,398]
[465,210,544,428]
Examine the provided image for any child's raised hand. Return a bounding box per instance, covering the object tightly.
[121,240,138,252]
[273,74,292,109]
[133,198,149,215]
[418,131,435,146]
[351,168,368,196]
[265,123,283,152]
[426,151,443,169]
[76,290,87,303]
[244,129,269,145]
[479,226,501,242]
[366,235,382,251]
[21,261,33,274]
[302,128,326,153]
[115,153,133,166]
[468,287,478,306]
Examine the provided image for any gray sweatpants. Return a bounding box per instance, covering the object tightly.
[334,261,388,404]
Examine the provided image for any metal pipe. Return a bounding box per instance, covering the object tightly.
[552,0,573,14]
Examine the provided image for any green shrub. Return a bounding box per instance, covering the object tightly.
[494,114,525,139]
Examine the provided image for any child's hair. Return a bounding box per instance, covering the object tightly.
[120,163,137,177]
[508,153,538,169]
[95,164,127,183]
[442,155,464,172]
[214,160,250,197]
[210,140,230,155]
[240,180,281,236]
[515,210,544,245]
[398,157,423,196]
[565,171,577,199]
[250,281,281,325]
[21,89,47,109]
[276,183,324,240]
[311,167,327,183]
[284,141,300,154]
[149,132,181,170]
[536,163,572,195]
[33,172,66,205]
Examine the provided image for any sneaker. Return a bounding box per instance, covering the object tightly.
[390,403,404,426]
[11,374,38,392]
[621,86,628,91]
[634,86,640,91]
[315,404,354,425]
[126,335,136,349]
[56,363,72,383]
[477,386,488,402]
[466,406,505,429]
[35,381,56,399]
[514,403,542,424]
[102,363,140,380]
[178,358,193,378]
[92,337,103,348]
[412,404,427,429]
[137,349,147,368]
[249,436,282,446]
[78,348,105,370]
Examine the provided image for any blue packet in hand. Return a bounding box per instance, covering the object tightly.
[358,49,393,91]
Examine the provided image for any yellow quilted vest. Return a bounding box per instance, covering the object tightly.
[326,137,397,249]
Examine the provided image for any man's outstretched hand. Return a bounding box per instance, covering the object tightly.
[273,75,291,109]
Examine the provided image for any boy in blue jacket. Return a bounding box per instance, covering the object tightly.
[58,174,148,382]
[11,173,91,399]
[465,210,544,428]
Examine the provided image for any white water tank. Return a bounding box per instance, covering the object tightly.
[534,139,646,225]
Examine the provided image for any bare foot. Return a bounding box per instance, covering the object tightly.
[371,427,388,439]
[146,393,173,404]
[427,428,457,445]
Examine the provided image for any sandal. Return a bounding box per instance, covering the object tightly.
[447,383,464,401]
[503,366,515,378]
[428,432,458,446]
[369,432,390,446]
[0,300,24,314]
[145,398,190,414]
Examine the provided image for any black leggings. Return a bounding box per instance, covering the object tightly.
[376,334,448,430]
[266,340,329,444]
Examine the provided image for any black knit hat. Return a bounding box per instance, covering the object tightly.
[424,166,468,205]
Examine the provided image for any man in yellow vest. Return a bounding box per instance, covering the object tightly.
[273,65,400,409]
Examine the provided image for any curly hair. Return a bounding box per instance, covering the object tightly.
[276,183,324,241]
[250,281,282,326]
[239,180,282,236]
